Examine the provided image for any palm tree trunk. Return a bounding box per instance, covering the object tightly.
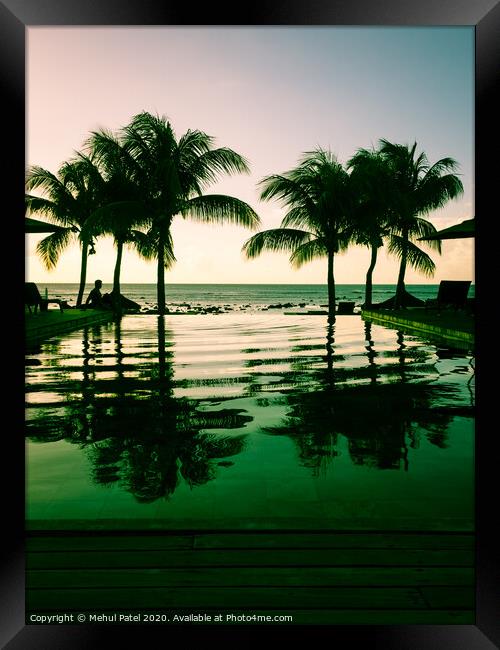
[113,240,123,293]
[157,228,166,316]
[111,240,123,316]
[76,242,89,307]
[327,250,336,321]
[395,229,408,308]
[364,244,378,308]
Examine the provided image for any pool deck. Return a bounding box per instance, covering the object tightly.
[26,529,474,624]
[25,309,114,345]
[362,308,474,349]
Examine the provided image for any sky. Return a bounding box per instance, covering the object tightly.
[26,27,474,285]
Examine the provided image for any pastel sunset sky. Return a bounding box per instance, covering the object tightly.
[26,26,474,285]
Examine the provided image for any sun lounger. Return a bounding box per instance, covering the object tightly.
[425,280,471,311]
[337,301,355,315]
[25,282,64,314]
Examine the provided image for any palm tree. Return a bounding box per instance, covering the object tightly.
[82,207,151,311]
[81,130,154,310]
[25,153,105,306]
[90,112,260,315]
[242,149,355,320]
[348,149,394,308]
[376,139,463,308]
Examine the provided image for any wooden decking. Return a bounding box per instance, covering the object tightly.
[26,530,474,624]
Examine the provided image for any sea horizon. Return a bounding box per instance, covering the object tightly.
[32,281,474,286]
[36,282,474,309]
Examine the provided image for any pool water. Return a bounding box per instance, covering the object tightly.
[26,314,474,531]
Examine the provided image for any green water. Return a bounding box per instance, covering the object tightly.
[25,314,474,530]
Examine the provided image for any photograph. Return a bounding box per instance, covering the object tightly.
[24,24,476,626]
[0,1,496,645]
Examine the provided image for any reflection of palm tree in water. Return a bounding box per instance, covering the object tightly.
[325,317,335,378]
[397,330,407,382]
[263,318,453,473]
[364,322,378,385]
[72,324,103,442]
[27,317,250,502]
[93,317,249,501]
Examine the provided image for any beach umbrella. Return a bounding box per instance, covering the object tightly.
[418,218,475,241]
[25,217,66,234]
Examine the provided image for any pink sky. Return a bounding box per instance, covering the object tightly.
[26,27,474,285]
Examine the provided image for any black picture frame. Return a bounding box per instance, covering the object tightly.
[3,0,499,646]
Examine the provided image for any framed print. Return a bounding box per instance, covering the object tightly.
[2,0,499,647]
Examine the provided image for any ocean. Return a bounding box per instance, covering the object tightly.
[40,283,475,312]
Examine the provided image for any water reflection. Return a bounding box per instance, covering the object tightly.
[27,317,250,502]
[364,322,378,385]
[26,314,474,503]
[260,320,470,474]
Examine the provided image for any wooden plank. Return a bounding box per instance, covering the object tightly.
[26,586,428,610]
[193,533,474,550]
[26,533,474,553]
[420,586,475,609]
[27,535,194,552]
[26,548,474,570]
[27,566,474,589]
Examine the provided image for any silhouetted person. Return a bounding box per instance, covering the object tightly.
[85,280,109,309]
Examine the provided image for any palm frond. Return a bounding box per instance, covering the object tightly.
[289,238,327,268]
[346,147,377,169]
[177,129,213,159]
[25,195,69,224]
[162,230,177,270]
[242,228,313,259]
[336,228,356,253]
[187,147,250,192]
[426,157,460,176]
[259,174,313,207]
[185,195,260,229]
[281,205,317,230]
[409,218,442,253]
[26,166,63,194]
[387,235,436,277]
[297,148,338,171]
[131,228,176,269]
[123,113,176,169]
[131,229,157,261]
[81,201,151,239]
[35,228,73,270]
[416,174,464,214]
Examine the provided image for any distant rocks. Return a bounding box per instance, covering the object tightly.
[138,303,239,315]
[267,302,295,309]
[135,300,363,315]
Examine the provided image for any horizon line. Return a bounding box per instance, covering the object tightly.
[29,281,474,286]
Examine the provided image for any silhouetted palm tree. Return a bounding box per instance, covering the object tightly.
[81,130,153,309]
[25,153,105,306]
[348,149,394,307]
[376,139,463,308]
[90,112,260,315]
[243,150,354,320]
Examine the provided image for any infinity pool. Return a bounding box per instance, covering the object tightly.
[26,314,474,530]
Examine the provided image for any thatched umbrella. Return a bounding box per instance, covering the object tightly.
[418,218,475,241]
[25,217,66,234]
